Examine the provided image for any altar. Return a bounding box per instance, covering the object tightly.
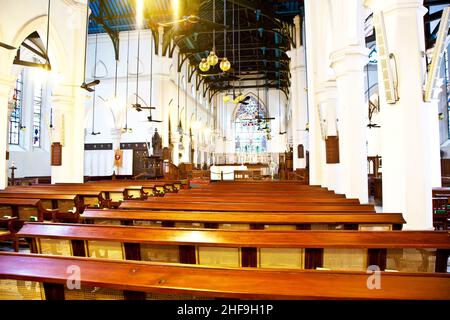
[210,165,247,181]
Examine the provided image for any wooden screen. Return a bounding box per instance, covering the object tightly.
[325,136,340,164]
[51,142,62,166]
[297,144,304,159]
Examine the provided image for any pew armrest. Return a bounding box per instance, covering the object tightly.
[0,217,19,233]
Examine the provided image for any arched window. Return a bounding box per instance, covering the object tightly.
[234,97,270,153]
[9,70,24,145]
[33,82,42,147]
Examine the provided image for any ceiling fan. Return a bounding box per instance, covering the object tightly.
[81,79,100,92]
[368,94,380,128]
[140,28,162,124]
[132,94,156,112]
[158,15,226,30]
[80,4,100,92]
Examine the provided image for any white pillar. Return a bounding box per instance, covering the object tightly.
[316,80,343,193]
[304,0,325,186]
[171,132,180,166]
[428,78,444,188]
[366,0,435,229]
[330,46,369,203]
[51,87,84,184]
[0,74,15,189]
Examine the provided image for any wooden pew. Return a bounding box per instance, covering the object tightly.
[1,188,106,209]
[0,198,53,222]
[119,201,375,212]
[9,185,130,203]
[56,183,163,198]
[80,209,406,230]
[0,217,20,251]
[18,223,450,273]
[1,252,449,300]
[141,195,361,204]
[85,180,182,193]
[432,197,449,230]
[0,193,81,213]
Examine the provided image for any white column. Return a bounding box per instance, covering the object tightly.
[171,132,180,166]
[304,0,325,186]
[428,78,443,188]
[366,0,435,229]
[51,86,84,184]
[0,74,15,189]
[330,47,369,203]
[316,80,343,193]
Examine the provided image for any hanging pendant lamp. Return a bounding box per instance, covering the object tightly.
[207,0,219,67]
[220,0,231,72]
[199,58,210,72]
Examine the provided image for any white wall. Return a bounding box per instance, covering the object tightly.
[8,67,53,178]
[83,31,215,175]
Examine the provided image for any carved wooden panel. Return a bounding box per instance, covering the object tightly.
[51,142,62,166]
[325,136,340,164]
[132,150,149,176]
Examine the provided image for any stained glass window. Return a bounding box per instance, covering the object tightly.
[9,71,24,145]
[33,83,42,147]
[234,97,270,153]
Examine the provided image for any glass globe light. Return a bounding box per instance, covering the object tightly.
[199,58,210,72]
[207,51,219,66]
[223,95,231,103]
[220,57,231,72]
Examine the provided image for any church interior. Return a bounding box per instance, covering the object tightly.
[0,0,449,301]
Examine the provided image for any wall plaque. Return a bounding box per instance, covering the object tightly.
[297,144,304,159]
[51,142,62,166]
[325,136,340,164]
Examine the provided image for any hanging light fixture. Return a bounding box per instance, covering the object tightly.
[199,58,210,72]
[220,57,231,72]
[220,0,231,72]
[207,0,219,67]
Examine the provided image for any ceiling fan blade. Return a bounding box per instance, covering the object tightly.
[158,18,188,27]
[0,42,16,50]
[81,85,95,92]
[81,79,100,92]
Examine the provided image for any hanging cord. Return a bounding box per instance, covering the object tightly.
[82,1,89,82]
[124,31,130,131]
[213,0,216,51]
[91,34,99,135]
[238,7,241,91]
[45,0,51,69]
[185,71,188,136]
[223,0,227,58]
[149,32,153,119]
[114,59,118,97]
[177,72,181,128]
[232,2,235,97]
[135,30,141,106]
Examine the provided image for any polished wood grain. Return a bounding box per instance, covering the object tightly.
[142,196,360,204]
[1,252,449,299]
[119,201,375,212]
[17,223,450,248]
[81,209,405,226]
